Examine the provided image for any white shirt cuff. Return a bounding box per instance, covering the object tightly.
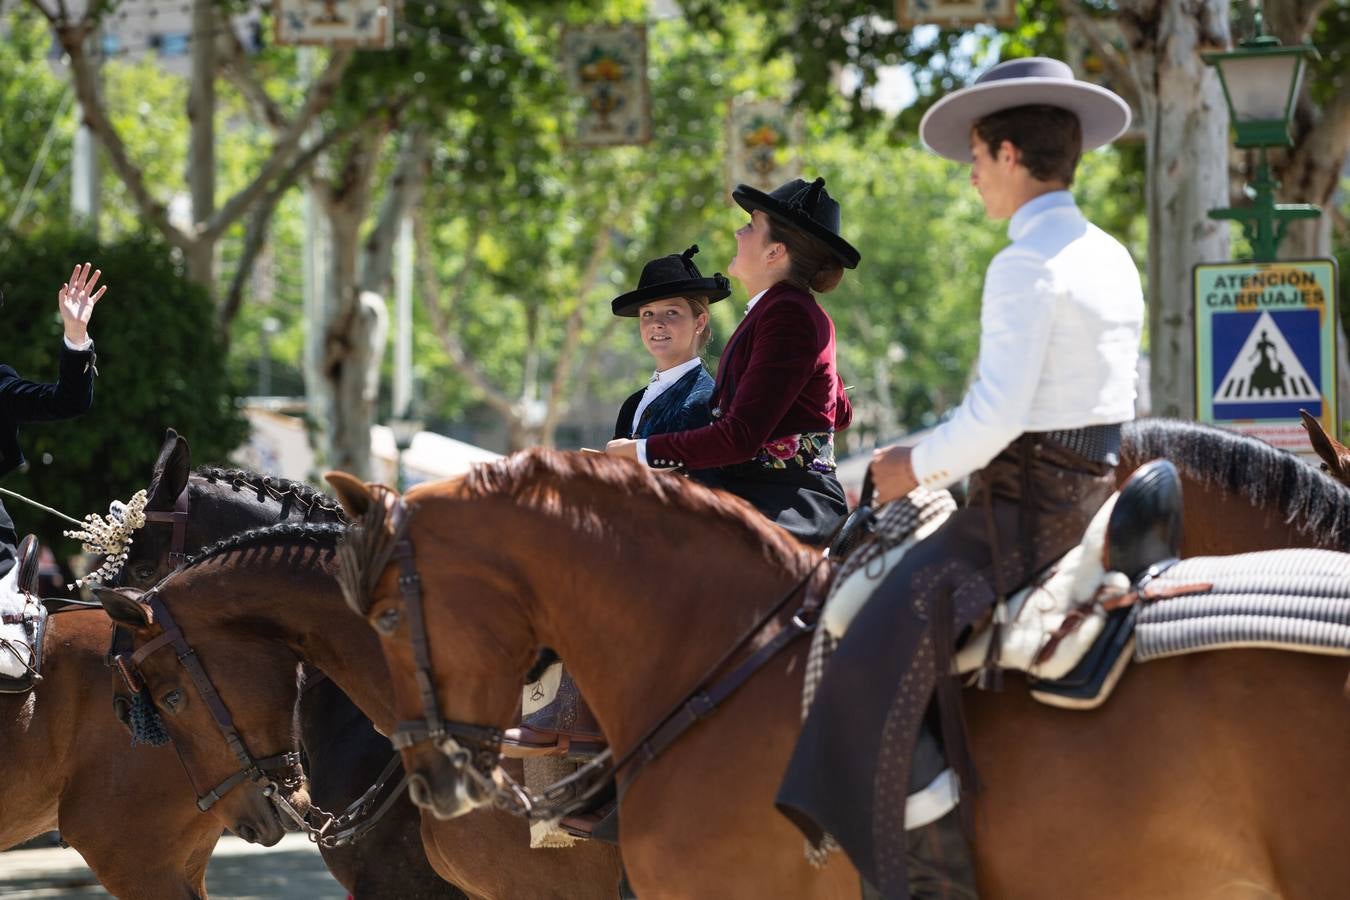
[64,335,93,351]
[635,439,650,467]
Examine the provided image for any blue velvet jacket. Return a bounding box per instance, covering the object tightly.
[612,365,715,441]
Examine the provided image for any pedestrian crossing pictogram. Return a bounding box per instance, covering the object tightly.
[1212,310,1319,405]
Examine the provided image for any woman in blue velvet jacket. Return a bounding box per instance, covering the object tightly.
[611,245,730,442]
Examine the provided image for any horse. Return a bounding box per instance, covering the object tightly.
[120,430,458,899]
[98,516,625,899]
[327,448,1350,900]
[0,606,223,898]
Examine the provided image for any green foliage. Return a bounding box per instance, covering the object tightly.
[0,228,248,554]
[0,5,77,235]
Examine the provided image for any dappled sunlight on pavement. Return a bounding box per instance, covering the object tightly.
[0,833,345,898]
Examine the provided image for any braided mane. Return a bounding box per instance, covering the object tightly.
[185,521,346,568]
[1122,419,1350,545]
[193,466,347,521]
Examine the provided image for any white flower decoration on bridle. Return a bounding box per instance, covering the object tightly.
[64,490,149,588]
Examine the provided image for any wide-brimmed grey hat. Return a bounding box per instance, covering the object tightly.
[919,57,1131,163]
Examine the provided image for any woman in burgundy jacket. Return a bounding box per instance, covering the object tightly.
[607,177,857,545]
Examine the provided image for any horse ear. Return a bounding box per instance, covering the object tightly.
[1299,409,1347,479]
[325,471,375,518]
[146,429,191,508]
[94,587,154,629]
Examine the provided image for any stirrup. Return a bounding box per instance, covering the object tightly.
[501,725,606,760]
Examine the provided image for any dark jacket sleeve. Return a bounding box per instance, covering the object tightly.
[0,343,96,424]
[613,389,643,441]
[646,301,823,469]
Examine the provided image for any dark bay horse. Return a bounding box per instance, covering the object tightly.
[98,519,624,899]
[122,431,456,899]
[329,449,1350,899]
[0,608,223,898]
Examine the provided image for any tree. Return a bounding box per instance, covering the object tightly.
[0,228,248,557]
[0,7,76,235]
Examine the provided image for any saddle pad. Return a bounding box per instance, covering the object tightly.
[1135,549,1350,662]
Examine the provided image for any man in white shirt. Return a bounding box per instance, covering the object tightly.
[776,59,1142,899]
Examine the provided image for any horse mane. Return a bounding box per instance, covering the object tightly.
[458,448,819,577]
[1122,419,1350,543]
[185,521,346,568]
[192,466,347,521]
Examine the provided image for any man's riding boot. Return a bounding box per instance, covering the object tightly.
[506,663,606,758]
[904,808,978,899]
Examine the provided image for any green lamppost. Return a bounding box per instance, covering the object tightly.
[1204,27,1320,261]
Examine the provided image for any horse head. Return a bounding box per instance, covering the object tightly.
[327,470,529,821]
[96,580,307,847]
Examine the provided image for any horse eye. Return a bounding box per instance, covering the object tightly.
[133,564,156,581]
[375,609,400,635]
[112,695,131,727]
[162,689,185,713]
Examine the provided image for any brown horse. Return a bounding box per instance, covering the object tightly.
[95,522,624,900]
[121,430,459,898]
[329,448,1350,900]
[0,608,224,898]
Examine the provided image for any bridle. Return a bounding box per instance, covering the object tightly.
[385,499,504,786]
[106,478,410,847]
[106,591,305,815]
[141,483,190,564]
[375,495,828,821]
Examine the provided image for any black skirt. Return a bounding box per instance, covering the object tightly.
[694,463,847,547]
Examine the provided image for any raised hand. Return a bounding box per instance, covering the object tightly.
[58,262,107,345]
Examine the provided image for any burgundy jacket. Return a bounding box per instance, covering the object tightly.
[645,282,851,470]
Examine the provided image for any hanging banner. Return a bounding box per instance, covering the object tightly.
[561,23,651,147]
[726,98,803,197]
[896,0,1016,29]
[1194,258,1339,457]
[274,0,395,49]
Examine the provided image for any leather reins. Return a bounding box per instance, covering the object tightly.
[380,495,828,821]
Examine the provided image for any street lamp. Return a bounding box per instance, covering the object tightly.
[1204,28,1321,261]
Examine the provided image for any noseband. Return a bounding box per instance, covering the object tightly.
[106,593,303,814]
[385,498,503,780]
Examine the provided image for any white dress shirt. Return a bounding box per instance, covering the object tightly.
[634,288,769,467]
[910,191,1143,490]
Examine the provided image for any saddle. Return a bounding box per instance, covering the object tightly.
[817,461,1184,712]
[0,536,54,693]
[953,459,1184,708]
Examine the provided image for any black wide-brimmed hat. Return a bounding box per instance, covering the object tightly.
[611,245,732,317]
[731,176,860,270]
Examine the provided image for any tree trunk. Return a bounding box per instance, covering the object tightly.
[186,0,217,286]
[321,206,386,478]
[1118,0,1232,419]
